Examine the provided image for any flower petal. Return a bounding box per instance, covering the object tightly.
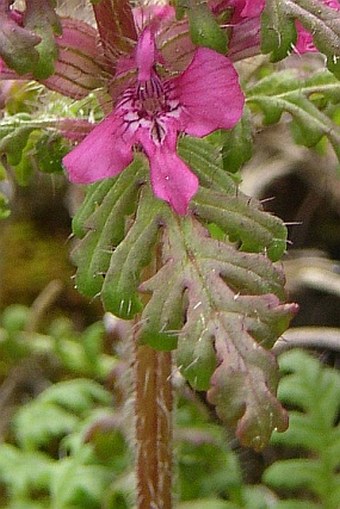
[175,47,244,137]
[136,27,156,81]
[138,124,199,215]
[239,0,265,18]
[228,17,261,61]
[63,112,134,184]
[133,5,175,33]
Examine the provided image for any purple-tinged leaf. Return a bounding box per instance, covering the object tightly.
[206,294,295,451]
[43,18,108,99]
[0,17,108,100]
[92,0,137,60]
[0,1,40,74]
[23,0,61,79]
[139,217,297,449]
[55,118,95,142]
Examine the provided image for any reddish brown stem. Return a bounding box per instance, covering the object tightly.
[135,344,173,509]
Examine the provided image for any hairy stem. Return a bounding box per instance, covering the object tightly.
[135,343,173,509]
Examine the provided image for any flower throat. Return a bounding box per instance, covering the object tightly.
[136,74,167,116]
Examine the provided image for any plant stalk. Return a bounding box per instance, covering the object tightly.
[134,343,173,509]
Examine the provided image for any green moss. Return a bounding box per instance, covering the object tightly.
[0,220,73,306]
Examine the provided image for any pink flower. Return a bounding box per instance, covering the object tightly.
[208,0,265,60]
[209,0,264,19]
[63,27,244,215]
[295,0,340,53]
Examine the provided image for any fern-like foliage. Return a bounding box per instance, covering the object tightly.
[0,305,133,509]
[0,303,115,379]
[0,380,126,509]
[263,349,340,509]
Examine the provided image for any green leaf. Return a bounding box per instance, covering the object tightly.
[246,70,340,161]
[274,502,320,509]
[289,0,340,77]
[24,0,61,79]
[13,130,41,185]
[264,458,326,491]
[72,136,289,321]
[261,0,297,61]
[0,121,34,166]
[0,12,40,75]
[7,501,49,509]
[0,113,71,184]
[188,2,228,54]
[261,0,340,77]
[101,187,166,318]
[177,422,242,501]
[221,109,253,173]
[176,500,237,509]
[71,157,149,303]
[179,137,287,261]
[51,458,111,509]
[35,133,70,174]
[14,379,111,448]
[70,136,295,450]
[14,401,79,449]
[1,304,30,333]
[0,445,53,497]
[38,379,111,413]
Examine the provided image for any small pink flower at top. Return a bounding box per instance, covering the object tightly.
[295,0,340,53]
[62,26,244,215]
[210,0,265,19]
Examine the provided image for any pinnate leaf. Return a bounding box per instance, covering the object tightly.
[139,217,296,448]
[179,137,287,261]
[72,158,148,302]
[72,137,289,311]
[262,0,340,77]
[246,70,340,160]
[101,187,166,318]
